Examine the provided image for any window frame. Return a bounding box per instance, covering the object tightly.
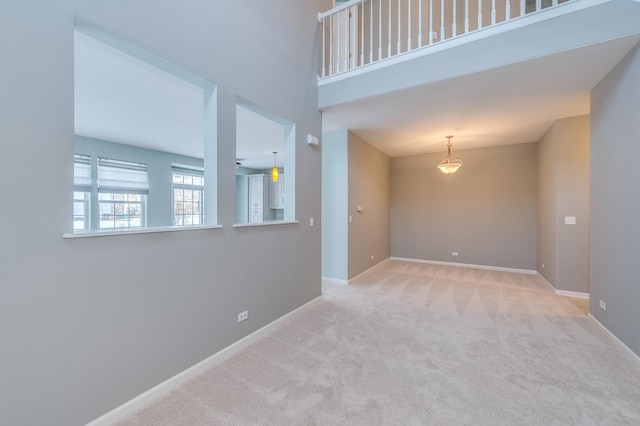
[171,166,205,227]
[73,154,92,231]
[98,192,147,229]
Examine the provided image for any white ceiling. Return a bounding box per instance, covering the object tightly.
[74,31,285,169]
[322,35,640,156]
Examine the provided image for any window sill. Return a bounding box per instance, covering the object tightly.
[233,220,299,228]
[63,225,223,239]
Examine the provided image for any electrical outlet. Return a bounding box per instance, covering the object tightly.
[565,216,576,225]
[370,255,374,260]
[309,217,314,227]
[599,301,606,310]
[452,251,459,257]
[542,263,545,269]
[237,311,248,322]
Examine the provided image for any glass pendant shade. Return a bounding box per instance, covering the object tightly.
[437,137,463,174]
[272,152,279,181]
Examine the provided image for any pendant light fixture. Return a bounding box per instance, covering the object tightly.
[271,151,279,182]
[437,136,463,175]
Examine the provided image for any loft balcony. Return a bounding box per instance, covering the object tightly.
[318,0,640,110]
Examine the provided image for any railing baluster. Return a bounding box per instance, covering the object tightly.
[361,2,365,65]
[520,0,525,16]
[388,0,392,56]
[344,10,349,70]
[453,0,457,37]
[440,0,445,41]
[491,0,496,25]
[479,0,483,29]
[322,17,326,77]
[429,0,433,44]
[339,11,344,71]
[338,10,343,72]
[465,0,469,33]
[397,0,402,54]
[536,0,541,12]
[418,0,423,48]
[370,0,374,63]
[408,0,412,51]
[506,0,511,20]
[329,14,333,75]
[379,0,383,60]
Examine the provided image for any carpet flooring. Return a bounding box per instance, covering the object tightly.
[116,260,640,425]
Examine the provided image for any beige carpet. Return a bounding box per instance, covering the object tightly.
[116,260,640,425]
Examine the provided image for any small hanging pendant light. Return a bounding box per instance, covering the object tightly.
[272,151,279,181]
[437,136,463,174]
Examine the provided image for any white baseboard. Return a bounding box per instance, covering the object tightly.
[321,276,348,285]
[348,258,392,283]
[536,273,590,299]
[556,289,590,299]
[588,313,640,366]
[536,272,556,293]
[391,257,537,275]
[86,295,323,425]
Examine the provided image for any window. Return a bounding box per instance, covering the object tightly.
[74,23,218,229]
[235,100,295,224]
[97,158,148,229]
[73,154,92,231]
[172,166,204,226]
[98,193,145,229]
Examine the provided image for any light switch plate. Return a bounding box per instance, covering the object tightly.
[565,216,576,225]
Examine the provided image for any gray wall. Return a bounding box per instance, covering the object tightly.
[321,130,349,281]
[556,116,590,293]
[0,1,329,425]
[537,116,590,293]
[391,143,538,270]
[76,136,204,228]
[347,131,390,278]
[537,125,558,286]
[590,43,640,356]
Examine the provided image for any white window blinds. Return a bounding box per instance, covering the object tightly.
[98,158,149,194]
[74,154,92,192]
[171,164,204,188]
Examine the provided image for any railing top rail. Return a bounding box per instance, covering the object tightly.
[318,0,364,21]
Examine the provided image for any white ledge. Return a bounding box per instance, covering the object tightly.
[63,225,223,239]
[233,220,299,228]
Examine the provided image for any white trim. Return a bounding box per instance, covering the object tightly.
[232,220,299,228]
[588,313,640,366]
[86,296,324,425]
[556,289,590,299]
[322,277,348,285]
[536,272,557,293]
[391,257,537,275]
[348,258,392,283]
[63,225,222,239]
[536,272,591,298]
[318,0,612,85]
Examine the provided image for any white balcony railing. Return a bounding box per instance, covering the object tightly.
[318,0,572,79]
